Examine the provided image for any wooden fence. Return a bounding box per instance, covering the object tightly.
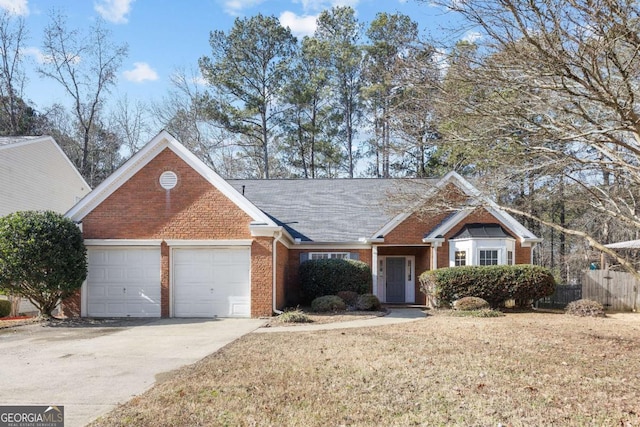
[536,284,582,309]
[582,270,640,311]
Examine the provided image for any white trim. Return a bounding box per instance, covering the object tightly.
[66,130,275,226]
[423,210,472,240]
[371,212,411,239]
[165,239,252,247]
[372,246,379,300]
[84,239,163,246]
[308,252,350,260]
[406,256,415,303]
[292,243,372,250]
[81,280,87,317]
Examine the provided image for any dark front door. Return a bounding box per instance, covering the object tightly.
[386,257,406,303]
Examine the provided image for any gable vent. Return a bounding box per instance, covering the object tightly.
[159,171,178,190]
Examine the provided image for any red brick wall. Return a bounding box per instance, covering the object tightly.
[251,237,273,317]
[275,241,288,310]
[82,149,253,240]
[384,211,450,245]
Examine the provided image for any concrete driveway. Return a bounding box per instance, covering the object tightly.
[0,317,264,427]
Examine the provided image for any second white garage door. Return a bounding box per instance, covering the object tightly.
[172,247,251,317]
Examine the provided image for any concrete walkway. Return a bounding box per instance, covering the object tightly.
[254,308,427,333]
[0,318,264,427]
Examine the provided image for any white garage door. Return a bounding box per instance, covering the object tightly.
[173,247,251,318]
[87,247,161,317]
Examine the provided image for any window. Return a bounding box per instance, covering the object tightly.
[479,250,499,266]
[309,252,349,260]
[454,251,466,266]
[507,251,513,265]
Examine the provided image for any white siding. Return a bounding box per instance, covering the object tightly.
[0,137,90,216]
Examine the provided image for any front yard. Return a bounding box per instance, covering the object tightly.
[91,311,640,426]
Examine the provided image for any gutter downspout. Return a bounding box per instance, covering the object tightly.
[273,230,284,315]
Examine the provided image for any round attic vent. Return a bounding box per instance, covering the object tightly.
[159,171,178,190]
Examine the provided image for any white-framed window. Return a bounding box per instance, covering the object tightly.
[479,249,499,266]
[507,250,513,265]
[309,252,350,260]
[455,251,466,266]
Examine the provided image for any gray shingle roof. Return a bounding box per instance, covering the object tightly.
[451,223,512,239]
[228,178,437,243]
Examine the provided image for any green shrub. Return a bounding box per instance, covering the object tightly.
[278,309,313,323]
[337,290,359,306]
[356,294,381,311]
[453,296,490,311]
[0,300,10,317]
[419,265,556,308]
[300,258,371,303]
[0,211,87,318]
[311,295,346,312]
[565,299,605,317]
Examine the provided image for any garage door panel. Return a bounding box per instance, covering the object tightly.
[173,247,251,318]
[87,247,161,318]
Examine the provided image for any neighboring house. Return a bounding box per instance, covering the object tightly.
[0,135,90,216]
[64,130,541,319]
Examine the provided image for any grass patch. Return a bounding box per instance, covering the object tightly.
[277,309,313,324]
[90,313,640,426]
[448,308,505,318]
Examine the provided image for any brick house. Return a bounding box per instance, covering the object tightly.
[64,130,541,318]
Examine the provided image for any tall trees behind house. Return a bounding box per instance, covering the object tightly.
[314,6,364,178]
[0,11,41,136]
[38,11,128,186]
[198,14,297,179]
[363,12,419,178]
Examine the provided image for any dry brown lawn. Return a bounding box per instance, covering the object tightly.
[91,311,640,426]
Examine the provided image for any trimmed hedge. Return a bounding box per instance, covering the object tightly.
[0,300,10,318]
[311,295,346,312]
[356,294,381,311]
[300,258,372,303]
[419,265,556,308]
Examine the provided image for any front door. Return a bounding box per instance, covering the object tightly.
[386,257,406,303]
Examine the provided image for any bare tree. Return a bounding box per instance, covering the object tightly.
[0,11,29,135]
[419,0,640,291]
[38,11,127,185]
[151,68,245,177]
[110,94,149,157]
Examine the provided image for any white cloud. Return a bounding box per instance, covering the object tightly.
[462,30,482,43]
[223,0,265,16]
[279,11,317,38]
[123,62,159,83]
[293,0,359,13]
[94,0,134,24]
[23,46,45,63]
[0,0,29,16]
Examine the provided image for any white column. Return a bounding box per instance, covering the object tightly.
[431,243,439,270]
[372,245,378,298]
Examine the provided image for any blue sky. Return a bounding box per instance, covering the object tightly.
[0,0,471,116]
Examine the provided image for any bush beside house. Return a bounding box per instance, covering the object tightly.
[300,258,372,303]
[420,265,556,308]
[0,211,87,318]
